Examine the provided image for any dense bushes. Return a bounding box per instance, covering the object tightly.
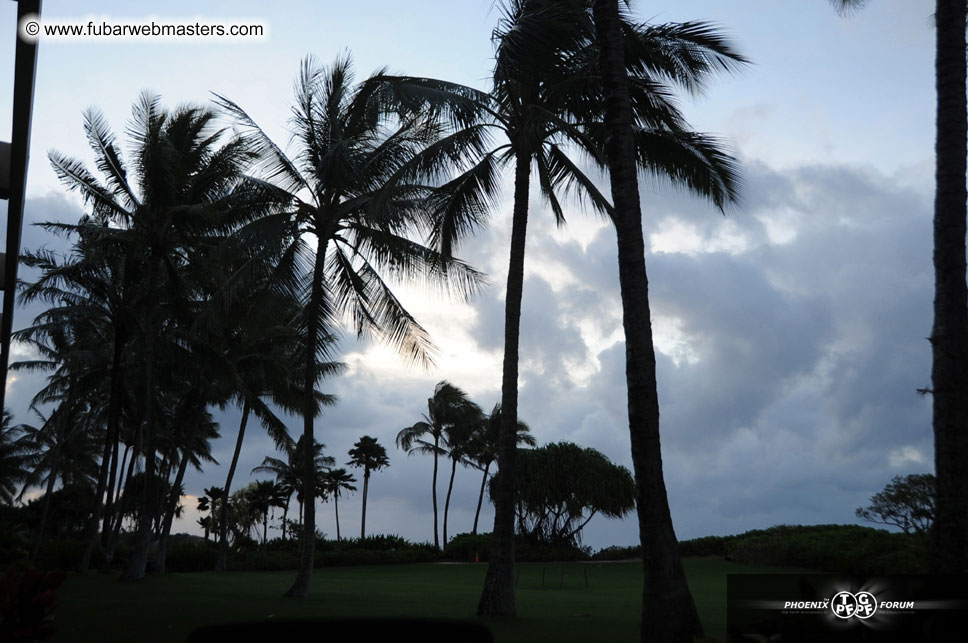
[444,533,590,563]
[721,524,928,574]
[592,525,929,574]
[443,533,492,562]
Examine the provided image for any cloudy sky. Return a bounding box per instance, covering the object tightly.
[1,0,937,549]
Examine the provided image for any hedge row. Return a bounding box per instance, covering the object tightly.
[590,524,929,574]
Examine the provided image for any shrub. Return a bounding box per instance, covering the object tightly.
[679,535,734,557]
[444,533,492,562]
[591,545,641,561]
[723,524,928,574]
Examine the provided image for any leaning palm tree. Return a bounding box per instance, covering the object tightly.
[396,381,476,549]
[347,435,390,539]
[584,1,746,639]
[322,468,357,542]
[216,55,485,597]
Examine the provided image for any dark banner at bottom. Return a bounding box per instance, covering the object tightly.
[727,574,968,642]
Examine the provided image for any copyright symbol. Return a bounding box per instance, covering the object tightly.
[19,15,41,41]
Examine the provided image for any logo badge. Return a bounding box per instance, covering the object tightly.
[831,591,877,619]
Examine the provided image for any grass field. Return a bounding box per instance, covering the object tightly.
[50,558,809,642]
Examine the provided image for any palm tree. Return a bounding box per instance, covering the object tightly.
[832,0,968,577]
[396,381,475,549]
[441,401,484,548]
[468,404,535,535]
[196,486,223,541]
[245,480,280,545]
[347,435,390,539]
[322,468,357,542]
[253,435,336,541]
[0,410,29,505]
[46,93,254,581]
[373,0,743,615]
[17,227,133,573]
[588,1,745,638]
[216,55,485,597]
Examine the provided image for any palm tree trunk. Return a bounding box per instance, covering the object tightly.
[931,0,968,574]
[156,448,191,573]
[334,493,341,542]
[103,440,129,547]
[104,434,137,568]
[472,462,490,535]
[432,434,440,550]
[282,492,292,541]
[478,145,531,617]
[592,1,702,640]
[443,457,458,548]
[286,226,329,598]
[360,472,369,540]
[122,303,160,582]
[216,401,250,571]
[30,446,62,564]
[80,326,126,572]
[263,513,269,546]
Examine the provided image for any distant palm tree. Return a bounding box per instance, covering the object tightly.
[196,486,223,542]
[347,435,390,539]
[441,401,484,548]
[468,404,535,535]
[323,468,357,542]
[216,55,484,597]
[396,381,476,549]
[246,480,281,545]
[253,435,335,540]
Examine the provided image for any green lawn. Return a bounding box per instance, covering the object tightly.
[50,558,807,642]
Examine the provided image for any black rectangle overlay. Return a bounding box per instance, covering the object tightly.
[727,574,968,642]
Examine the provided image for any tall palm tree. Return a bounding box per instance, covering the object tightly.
[468,404,535,535]
[588,1,746,639]
[374,0,743,615]
[832,0,968,577]
[216,55,485,597]
[322,468,357,542]
[396,381,476,549]
[347,435,390,539]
